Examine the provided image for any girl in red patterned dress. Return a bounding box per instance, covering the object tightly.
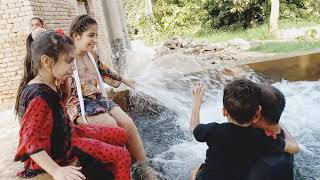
[14,30,131,180]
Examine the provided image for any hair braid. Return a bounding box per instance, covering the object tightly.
[69,14,97,37]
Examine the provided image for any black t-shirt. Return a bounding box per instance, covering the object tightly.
[247,130,294,180]
[193,122,286,180]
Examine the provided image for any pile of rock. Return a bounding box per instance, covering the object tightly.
[156,36,253,63]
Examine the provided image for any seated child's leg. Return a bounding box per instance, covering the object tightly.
[74,125,127,147]
[72,137,131,180]
[190,164,202,180]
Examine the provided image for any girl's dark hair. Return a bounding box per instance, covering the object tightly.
[15,31,74,116]
[69,14,97,37]
[30,17,44,25]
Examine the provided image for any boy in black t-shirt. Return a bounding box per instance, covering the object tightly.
[189,79,299,180]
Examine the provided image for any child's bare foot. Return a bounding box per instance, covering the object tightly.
[133,160,158,180]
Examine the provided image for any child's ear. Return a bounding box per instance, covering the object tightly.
[252,105,262,124]
[222,107,228,117]
[40,55,54,70]
[73,34,81,41]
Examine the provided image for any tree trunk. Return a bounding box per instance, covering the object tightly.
[145,0,153,16]
[269,0,280,38]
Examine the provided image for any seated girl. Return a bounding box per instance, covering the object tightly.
[14,30,131,180]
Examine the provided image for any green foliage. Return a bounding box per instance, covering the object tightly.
[280,0,320,21]
[124,0,210,43]
[296,28,318,41]
[153,0,210,36]
[204,0,269,29]
[189,22,271,42]
[124,0,320,43]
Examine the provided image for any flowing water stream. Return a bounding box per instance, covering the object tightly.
[128,41,320,180]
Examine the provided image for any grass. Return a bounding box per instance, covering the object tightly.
[250,41,320,53]
[179,19,320,53]
[183,23,271,43]
[182,19,320,43]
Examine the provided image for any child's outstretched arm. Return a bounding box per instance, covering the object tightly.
[31,151,85,180]
[190,82,204,132]
[282,125,300,154]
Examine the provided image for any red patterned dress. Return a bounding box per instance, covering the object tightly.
[14,83,131,180]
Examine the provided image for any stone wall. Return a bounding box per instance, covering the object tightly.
[0,0,114,106]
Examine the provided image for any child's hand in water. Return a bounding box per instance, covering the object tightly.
[192,82,204,105]
[52,166,85,180]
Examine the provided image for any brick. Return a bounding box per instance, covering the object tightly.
[10,13,18,18]
[9,33,17,38]
[0,78,8,83]
[20,6,31,12]
[2,73,10,78]
[18,11,26,16]
[0,62,7,67]
[8,3,16,8]
[5,53,13,57]
[0,5,7,9]
[2,14,9,19]
[2,48,13,53]
[6,23,13,29]
[0,19,7,25]
[1,94,12,99]
[0,69,6,73]
[15,2,23,7]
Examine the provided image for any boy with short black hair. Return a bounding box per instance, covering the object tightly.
[189,79,299,180]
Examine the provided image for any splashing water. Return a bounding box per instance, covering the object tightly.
[127,42,320,180]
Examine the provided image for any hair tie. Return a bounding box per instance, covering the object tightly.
[55,28,65,36]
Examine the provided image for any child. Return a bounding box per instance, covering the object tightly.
[30,17,48,30]
[66,14,157,179]
[189,80,299,180]
[14,30,131,180]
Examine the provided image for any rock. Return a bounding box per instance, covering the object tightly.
[226,38,251,50]
[184,48,195,54]
[194,42,207,49]
[177,38,183,48]
[181,40,189,48]
[203,45,216,51]
[157,46,171,56]
[194,46,202,54]
[164,39,173,46]
[167,43,177,49]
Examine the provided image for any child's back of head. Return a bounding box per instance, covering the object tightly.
[223,79,261,125]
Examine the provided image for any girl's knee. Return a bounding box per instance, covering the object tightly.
[121,118,138,132]
[114,127,128,145]
[117,148,131,162]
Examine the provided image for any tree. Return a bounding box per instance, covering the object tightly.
[145,0,153,16]
[269,0,280,37]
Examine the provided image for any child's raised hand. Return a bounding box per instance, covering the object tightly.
[52,166,85,180]
[192,82,204,104]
